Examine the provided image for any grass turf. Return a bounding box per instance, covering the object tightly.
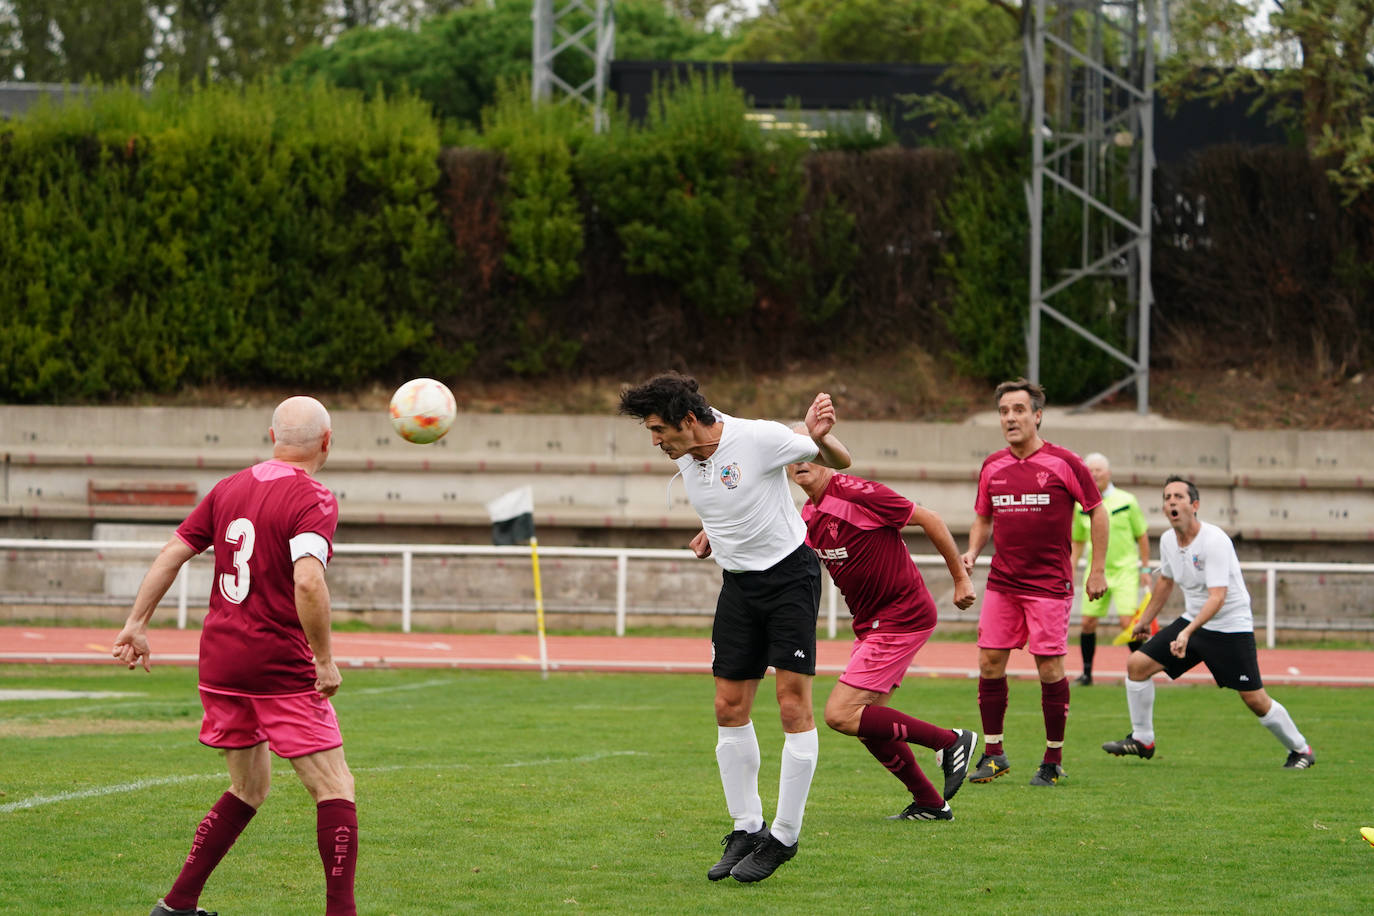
[1,664,1371,915]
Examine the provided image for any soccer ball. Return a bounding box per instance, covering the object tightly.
[389,378,456,444]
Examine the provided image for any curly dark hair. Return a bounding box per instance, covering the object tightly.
[618,372,717,427]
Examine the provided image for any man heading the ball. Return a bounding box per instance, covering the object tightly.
[619,372,850,884]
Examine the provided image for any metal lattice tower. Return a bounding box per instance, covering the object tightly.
[1025,0,1158,413]
[532,0,616,131]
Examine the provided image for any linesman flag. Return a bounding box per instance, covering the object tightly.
[1112,590,1158,646]
[485,486,535,545]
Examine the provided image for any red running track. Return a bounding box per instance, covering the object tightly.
[2,625,1371,686]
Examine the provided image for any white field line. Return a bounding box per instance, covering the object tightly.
[0,750,647,814]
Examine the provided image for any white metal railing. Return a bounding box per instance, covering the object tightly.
[1,538,1372,648]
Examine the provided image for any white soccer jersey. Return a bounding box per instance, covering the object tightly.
[674,412,819,572]
[1157,521,1253,633]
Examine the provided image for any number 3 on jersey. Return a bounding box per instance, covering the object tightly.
[219,517,256,604]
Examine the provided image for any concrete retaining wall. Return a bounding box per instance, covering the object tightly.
[1,405,1371,635]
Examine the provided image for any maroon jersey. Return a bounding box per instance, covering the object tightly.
[176,460,339,695]
[974,442,1101,599]
[800,473,937,636]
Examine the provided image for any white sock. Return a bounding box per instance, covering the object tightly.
[1125,677,1156,745]
[771,729,818,847]
[716,722,764,833]
[1258,700,1308,752]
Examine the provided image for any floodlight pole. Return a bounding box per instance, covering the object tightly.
[532,0,616,132]
[1025,0,1158,414]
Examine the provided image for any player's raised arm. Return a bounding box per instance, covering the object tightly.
[804,392,851,469]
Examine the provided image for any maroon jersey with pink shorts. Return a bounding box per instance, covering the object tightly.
[176,460,339,696]
[974,442,1101,599]
[800,473,936,636]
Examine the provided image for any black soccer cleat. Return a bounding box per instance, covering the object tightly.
[888,801,953,821]
[969,751,1010,783]
[1283,747,1315,769]
[707,821,768,881]
[150,901,217,916]
[730,833,798,883]
[935,728,978,800]
[1102,733,1156,759]
[1028,762,1066,786]
[1074,672,1093,687]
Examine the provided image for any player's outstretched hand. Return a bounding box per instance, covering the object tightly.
[112,628,152,672]
[690,529,712,559]
[314,659,342,698]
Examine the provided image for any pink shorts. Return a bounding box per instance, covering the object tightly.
[199,688,343,759]
[977,589,1072,657]
[838,627,934,694]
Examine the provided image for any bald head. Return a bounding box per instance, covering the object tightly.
[1084,451,1111,491]
[271,396,332,469]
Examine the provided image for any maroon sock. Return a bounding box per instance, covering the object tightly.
[163,792,257,911]
[1041,677,1070,765]
[858,704,957,750]
[978,677,1009,755]
[859,737,944,808]
[317,799,358,916]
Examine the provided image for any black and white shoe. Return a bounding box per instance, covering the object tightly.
[150,901,217,916]
[707,821,768,881]
[888,801,953,821]
[730,834,798,883]
[1283,747,1315,769]
[935,728,978,801]
[1102,733,1155,759]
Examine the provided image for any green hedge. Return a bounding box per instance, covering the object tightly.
[2,78,1364,405]
[0,82,463,401]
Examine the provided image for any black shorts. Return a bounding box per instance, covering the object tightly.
[1140,617,1265,691]
[711,543,821,680]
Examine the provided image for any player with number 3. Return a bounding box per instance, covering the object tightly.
[112,396,359,916]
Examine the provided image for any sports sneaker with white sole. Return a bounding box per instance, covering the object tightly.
[888,801,953,821]
[934,728,978,800]
[969,751,1010,783]
[1102,733,1156,759]
[150,901,217,916]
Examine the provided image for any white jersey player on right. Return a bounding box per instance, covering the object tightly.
[1101,475,1315,769]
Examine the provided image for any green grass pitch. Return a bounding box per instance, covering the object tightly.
[2,664,1371,915]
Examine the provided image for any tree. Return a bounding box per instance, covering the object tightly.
[283,0,738,126]
[157,0,334,84]
[1162,0,1374,200]
[0,0,154,83]
[729,0,1019,67]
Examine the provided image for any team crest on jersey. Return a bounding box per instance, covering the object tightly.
[1191,553,1203,571]
[826,520,838,540]
[720,463,741,489]
[1035,470,1050,488]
